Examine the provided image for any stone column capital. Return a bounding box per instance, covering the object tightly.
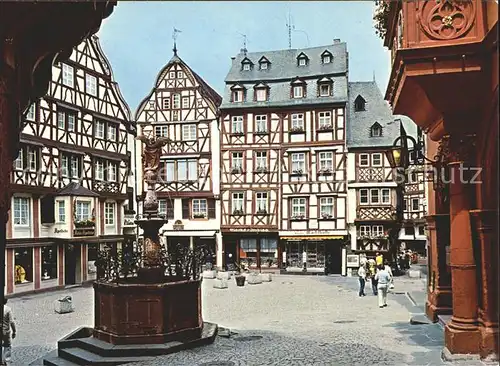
[437,134,477,165]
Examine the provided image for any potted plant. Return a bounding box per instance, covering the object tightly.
[256,208,267,215]
[292,169,304,176]
[289,126,304,133]
[235,262,246,286]
[232,209,245,216]
[193,212,206,219]
[255,166,268,174]
[321,212,333,219]
[231,166,243,174]
[318,124,333,131]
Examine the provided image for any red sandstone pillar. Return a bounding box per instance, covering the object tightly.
[444,135,481,354]
[470,209,499,360]
[425,214,452,321]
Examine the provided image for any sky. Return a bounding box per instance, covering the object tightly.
[97,1,391,115]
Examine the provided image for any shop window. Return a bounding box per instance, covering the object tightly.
[260,239,278,268]
[240,239,257,268]
[41,245,58,280]
[405,226,415,236]
[15,248,33,284]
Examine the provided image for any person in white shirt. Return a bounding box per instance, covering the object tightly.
[374,264,392,308]
[384,261,394,289]
[358,264,367,297]
[2,298,17,363]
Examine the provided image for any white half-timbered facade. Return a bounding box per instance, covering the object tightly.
[5,35,136,296]
[220,41,349,274]
[135,49,222,268]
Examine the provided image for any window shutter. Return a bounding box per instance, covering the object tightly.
[208,199,216,219]
[182,199,190,219]
[41,195,55,224]
[303,84,307,98]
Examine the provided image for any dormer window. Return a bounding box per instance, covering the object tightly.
[317,77,333,97]
[260,62,268,70]
[254,83,269,102]
[291,78,306,99]
[370,122,383,137]
[297,52,309,67]
[243,64,251,71]
[258,56,270,70]
[321,51,333,64]
[231,84,246,103]
[354,95,366,111]
[293,86,303,98]
[241,57,253,71]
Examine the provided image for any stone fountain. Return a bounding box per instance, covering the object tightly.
[43,135,217,365]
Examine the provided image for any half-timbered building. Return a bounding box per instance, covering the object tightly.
[5,35,136,296]
[346,81,417,271]
[220,40,349,274]
[134,48,222,268]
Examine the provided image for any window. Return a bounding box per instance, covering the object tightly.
[86,74,97,96]
[182,97,189,109]
[360,189,368,204]
[232,192,244,212]
[95,160,104,180]
[177,71,184,78]
[240,239,257,268]
[162,161,175,182]
[403,199,408,211]
[172,111,179,121]
[256,88,267,102]
[318,111,332,128]
[108,163,117,182]
[373,225,384,236]
[57,111,65,129]
[293,86,304,98]
[13,197,30,226]
[371,123,382,137]
[298,58,307,66]
[232,90,244,102]
[182,124,196,140]
[260,62,268,70]
[291,153,305,173]
[359,154,369,167]
[405,226,415,236]
[232,152,243,169]
[291,198,306,217]
[359,225,370,236]
[418,226,425,236]
[243,63,251,71]
[62,64,74,87]
[15,248,33,284]
[173,94,181,109]
[323,55,331,64]
[177,160,198,181]
[158,199,174,219]
[169,71,175,79]
[105,202,115,225]
[162,98,170,109]
[372,153,382,167]
[14,149,23,170]
[67,113,75,132]
[75,201,91,222]
[192,199,207,218]
[354,95,366,111]
[256,192,268,212]
[412,198,419,211]
[382,189,390,204]
[291,113,304,129]
[70,156,80,178]
[26,104,35,121]
[61,155,69,177]
[95,120,105,139]
[409,172,417,183]
[255,151,267,169]
[232,116,243,134]
[370,189,380,204]
[28,148,37,171]
[260,239,278,268]
[57,201,65,222]
[155,126,168,137]
[318,152,333,171]
[255,115,267,132]
[108,125,117,141]
[41,245,58,280]
[320,197,334,217]
[319,84,331,97]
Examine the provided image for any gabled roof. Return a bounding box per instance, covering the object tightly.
[253,82,268,89]
[56,182,100,197]
[321,50,333,57]
[258,56,270,64]
[241,57,253,64]
[296,52,309,59]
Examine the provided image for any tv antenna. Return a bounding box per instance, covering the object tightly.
[286,11,293,49]
[238,33,248,55]
[172,27,182,55]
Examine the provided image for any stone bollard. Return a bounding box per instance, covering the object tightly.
[213,279,228,289]
[260,273,272,282]
[203,270,217,279]
[54,295,75,314]
[247,273,262,285]
[217,271,232,280]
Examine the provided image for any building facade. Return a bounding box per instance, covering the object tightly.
[220,41,349,274]
[134,49,223,268]
[5,36,136,295]
[382,0,498,359]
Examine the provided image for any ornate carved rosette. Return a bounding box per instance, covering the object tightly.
[418,0,475,40]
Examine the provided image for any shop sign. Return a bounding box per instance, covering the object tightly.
[288,230,335,236]
[346,254,360,267]
[173,220,184,231]
[54,228,68,234]
[229,228,270,232]
[74,227,95,237]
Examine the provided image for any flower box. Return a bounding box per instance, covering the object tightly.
[256,209,268,216]
[232,209,245,216]
[291,215,306,221]
[291,169,304,176]
[231,167,243,174]
[289,126,304,133]
[318,125,334,131]
[254,166,269,174]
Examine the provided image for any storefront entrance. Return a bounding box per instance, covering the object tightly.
[325,241,342,274]
[64,244,81,285]
[285,240,326,272]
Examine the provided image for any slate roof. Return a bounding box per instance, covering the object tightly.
[56,182,100,197]
[221,43,348,109]
[346,81,419,149]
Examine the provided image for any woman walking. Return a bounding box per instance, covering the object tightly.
[358,263,367,297]
[375,264,392,308]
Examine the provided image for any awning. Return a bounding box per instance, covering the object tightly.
[162,230,216,238]
[281,236,345,240]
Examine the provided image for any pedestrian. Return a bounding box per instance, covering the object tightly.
[2,298,17,363]
[375,264,392,308]
[375,252,383,266]
[358,263,367,297]
[384,260,394,289]
[369,260,378,295]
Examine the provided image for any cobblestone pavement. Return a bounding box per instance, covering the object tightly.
[6,276,498,366]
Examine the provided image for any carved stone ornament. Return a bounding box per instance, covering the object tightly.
[418,0,475,40]
[435,134,476,164]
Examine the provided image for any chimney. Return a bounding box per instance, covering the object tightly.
[333,39,341,44]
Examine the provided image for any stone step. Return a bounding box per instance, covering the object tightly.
[42,355,79,366]
[58,347,156,365]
